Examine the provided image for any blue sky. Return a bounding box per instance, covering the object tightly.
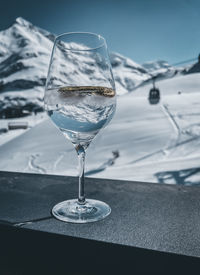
[1,0,200,64]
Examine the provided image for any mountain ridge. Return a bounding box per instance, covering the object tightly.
[0,17,198,118]
[0,17,167,96]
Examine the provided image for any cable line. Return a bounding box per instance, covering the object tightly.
[171,58,197,67]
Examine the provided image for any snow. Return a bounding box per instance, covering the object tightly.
[1,72,200,185]
[110,52,150,94]
[0,128,25,146]
[0,113,46,146]
[0,17,200,185]
[142,60,172,72]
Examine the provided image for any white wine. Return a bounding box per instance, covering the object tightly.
[45,86,116,149]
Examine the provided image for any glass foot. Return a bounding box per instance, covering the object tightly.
[52,199,111,223]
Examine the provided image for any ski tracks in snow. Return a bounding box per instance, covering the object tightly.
[160,103,181,155]
[28,153,46,174]
[129,102,200,166]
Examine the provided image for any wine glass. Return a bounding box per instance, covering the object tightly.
[44,32,116,223]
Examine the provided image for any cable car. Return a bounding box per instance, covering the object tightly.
[148,79,160,105]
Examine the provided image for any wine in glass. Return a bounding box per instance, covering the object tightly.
[44,32,116,223]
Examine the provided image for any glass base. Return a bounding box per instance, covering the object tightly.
[52,199,111,223]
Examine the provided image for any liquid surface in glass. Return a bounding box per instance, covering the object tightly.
[45,86,116,148]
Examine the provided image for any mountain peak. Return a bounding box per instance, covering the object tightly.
[15,17,32,27]
[142,60,172,72]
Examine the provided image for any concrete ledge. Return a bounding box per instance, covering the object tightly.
[0,171,200,274]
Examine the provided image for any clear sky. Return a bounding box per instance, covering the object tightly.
[1,0,200,64]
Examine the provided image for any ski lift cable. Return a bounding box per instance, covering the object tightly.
[147,54,199,106]
[149,56,198,79]
[171,57,197,67]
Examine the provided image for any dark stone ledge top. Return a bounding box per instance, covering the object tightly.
[0,170,200,259]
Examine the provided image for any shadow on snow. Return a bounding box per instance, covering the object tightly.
[155,167,200,185]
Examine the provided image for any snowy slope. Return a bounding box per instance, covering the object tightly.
[0,72,200,185]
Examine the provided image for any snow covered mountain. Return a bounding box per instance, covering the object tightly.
[0,17,54,118]
[109,52,150,93]
[0,17,196,118]
[0,17,54,91]
[0,17,151,100]
[142,60,172,72]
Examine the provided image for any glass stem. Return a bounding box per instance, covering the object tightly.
[77,145,86,204]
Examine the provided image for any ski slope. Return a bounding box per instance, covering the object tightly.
[0,73,200,185]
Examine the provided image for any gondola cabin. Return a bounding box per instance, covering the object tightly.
[148,87,160,105]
